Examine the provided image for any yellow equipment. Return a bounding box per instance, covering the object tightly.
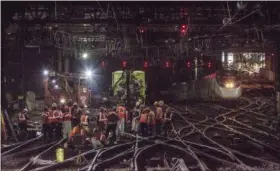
[56,147,64,162]
[112,70,146,103]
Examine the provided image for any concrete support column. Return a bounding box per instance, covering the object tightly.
[276,49,280,132]
[58,50,63,73]
[64,57,69,73]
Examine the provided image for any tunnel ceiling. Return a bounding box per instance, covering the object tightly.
[2,1,280,59]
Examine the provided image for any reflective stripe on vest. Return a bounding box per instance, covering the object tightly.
[139,113,148,123]
[81,115,88,125]
[53,110,63,122]
[19,113,26,121]
[63,112,72,121]
[48,110,61,123]
[48,111,54,123]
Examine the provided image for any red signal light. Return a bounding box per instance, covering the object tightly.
[165,61,170,68]
[186,61,191,68]
[144,61,148,68]
[208,62,211,68]
[122,61,127,68]
[101,61,105,67]
[181,24,186,29]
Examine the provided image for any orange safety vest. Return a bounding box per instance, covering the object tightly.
[42,112,49,124]
[80,114,89,125]
[139,113,148,123]
[63,112,72,121]
[68,126,81,140]
[19,113,26,122]
[118,106,126,119]
[54,110,63,123]
[48,110,61,124]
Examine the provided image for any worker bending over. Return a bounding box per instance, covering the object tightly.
[139,108,150,136]
[41,107,49,141]
[62,106,72,139]
[71,103,79,127]
[116,104,127,136]
[88,128,107,149]
[68,124,84,146]
[105,108,119,144]
[18,108,29,140]
[163,107,174,136]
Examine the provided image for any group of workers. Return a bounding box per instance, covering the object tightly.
[132,100,174,136]
[17,99,174,149]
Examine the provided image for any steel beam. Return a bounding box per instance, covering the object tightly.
[15,19,226,25]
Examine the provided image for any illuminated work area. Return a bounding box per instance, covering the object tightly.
[1,1,280,171]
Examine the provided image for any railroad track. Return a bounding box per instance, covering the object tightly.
[1,96,280,171]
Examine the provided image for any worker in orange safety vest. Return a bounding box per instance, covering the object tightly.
[48,103,62,141]
[116,104,127,136]
[42,106,50,141]
[80,110,90,141]
[71,102,79,127]
[139,108,150,136]
[18,108,29,136]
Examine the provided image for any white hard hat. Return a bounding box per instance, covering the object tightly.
[23,108,28,113]
[52,103,57,108]
[159,100,164,106]
[136,102,140,107]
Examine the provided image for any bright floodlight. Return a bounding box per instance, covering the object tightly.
[60,98,66,104]
[85,70,93,78]
[43,70,49,76]
[52,79,56,83]
[54,85,59,89]
[82,53,88,59]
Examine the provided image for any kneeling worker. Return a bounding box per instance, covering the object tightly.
[87,128,107,149]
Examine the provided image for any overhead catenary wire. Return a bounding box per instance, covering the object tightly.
[207,5,261,47]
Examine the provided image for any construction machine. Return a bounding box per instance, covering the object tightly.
[44,72,91,107]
